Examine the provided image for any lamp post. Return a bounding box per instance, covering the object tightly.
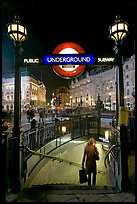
[7,16,27,193]
[109,15,130,191]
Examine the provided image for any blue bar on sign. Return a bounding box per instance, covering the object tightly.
[44,54,94,65]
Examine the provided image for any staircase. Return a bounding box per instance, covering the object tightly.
[5,150,135,202]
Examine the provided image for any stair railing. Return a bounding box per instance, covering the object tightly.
[104,144,121,168]
[20,145,82,168]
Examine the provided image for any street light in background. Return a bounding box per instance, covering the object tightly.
[7,15,27,193]
[96,94,101,139]
[70,95,72,107]
[109,15,130,191]
[108,92,111,111]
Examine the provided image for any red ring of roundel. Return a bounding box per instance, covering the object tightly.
[52,42,86,78]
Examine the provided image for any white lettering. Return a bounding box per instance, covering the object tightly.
[24,58,40,63]
[46,56,92,63]
[98,58,115,62]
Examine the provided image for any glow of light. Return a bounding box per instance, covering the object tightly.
[62,126,66,134]
[105,131,109,140]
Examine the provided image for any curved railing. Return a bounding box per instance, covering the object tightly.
[104,125,121,191]
[104,144,121,168]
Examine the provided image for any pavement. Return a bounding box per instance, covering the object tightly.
[5,136,135,202]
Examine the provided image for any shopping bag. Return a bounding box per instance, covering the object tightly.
[79,168,88,183]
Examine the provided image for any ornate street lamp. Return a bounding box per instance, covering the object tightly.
[7,15,27,193]
[109,15,128,43]
[109,15,130,192]
[109,15,129,110]
[7,16,27,42]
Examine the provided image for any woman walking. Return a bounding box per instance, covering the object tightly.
[82,137,99,186]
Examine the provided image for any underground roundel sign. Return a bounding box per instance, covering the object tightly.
[52,42,86,79]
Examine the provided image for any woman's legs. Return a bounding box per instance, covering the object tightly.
[87,174,91,186]
[92,170,96,185]
[88,173,96,186]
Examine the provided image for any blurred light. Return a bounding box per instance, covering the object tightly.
[62,126,66,134]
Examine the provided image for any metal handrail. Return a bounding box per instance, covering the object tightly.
[110,126,120,134]
[20,145,82,168]
[104,144,121,168]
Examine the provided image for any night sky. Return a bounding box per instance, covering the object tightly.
[2,1,135,101]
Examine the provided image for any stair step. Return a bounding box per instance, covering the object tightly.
[28,184,120,194]
[7,184,120,202]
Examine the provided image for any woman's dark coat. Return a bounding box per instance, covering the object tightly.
[82,143,99,174]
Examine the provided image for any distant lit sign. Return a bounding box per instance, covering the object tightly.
[98,136,109,143]
[51,42,88,79]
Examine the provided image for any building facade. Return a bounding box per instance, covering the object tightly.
[69,54,135,111]
[123,55,135,109]
[2,68,46,111]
